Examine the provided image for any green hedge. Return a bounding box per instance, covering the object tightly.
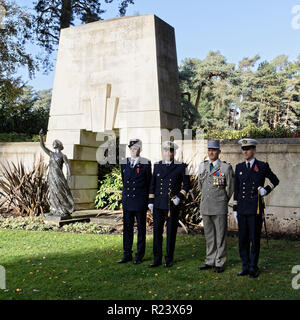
[95,167,123,210]
[204,124,299,140]
[0,132,40,142]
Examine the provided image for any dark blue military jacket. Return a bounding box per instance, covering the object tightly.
[233,159,279,215]
[148,160,191,210]
[121,157,152,212]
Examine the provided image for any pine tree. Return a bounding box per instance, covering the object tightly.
[33,0,134,54]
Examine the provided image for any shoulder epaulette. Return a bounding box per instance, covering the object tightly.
[222,160,231,165]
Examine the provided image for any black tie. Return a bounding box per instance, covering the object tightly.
[247,162,250,170]
[130,159,134,168]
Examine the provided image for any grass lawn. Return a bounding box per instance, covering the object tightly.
[0,229,299,300]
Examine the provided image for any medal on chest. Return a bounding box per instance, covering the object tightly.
[213,170,225,188]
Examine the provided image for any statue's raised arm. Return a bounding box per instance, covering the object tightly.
[39,129,51,156]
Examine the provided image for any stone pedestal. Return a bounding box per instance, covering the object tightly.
[44,215,90,227]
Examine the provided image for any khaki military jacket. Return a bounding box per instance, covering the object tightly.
[198,159,234,215]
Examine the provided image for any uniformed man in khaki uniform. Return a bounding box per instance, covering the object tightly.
[198,140,234,273]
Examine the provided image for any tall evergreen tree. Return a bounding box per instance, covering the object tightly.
[179,51,300,133]
[33,0,135,55]
[0,0,37,99]
[283,56,300,129]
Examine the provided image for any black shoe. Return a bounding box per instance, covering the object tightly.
[117,257,132,264]
[237,270,249,276]
[149,262,162,268]
[214,266,225,273]
[134,259,142,264]
[249,269,259,278]
[164,262,173,268]
[199,264,214,270]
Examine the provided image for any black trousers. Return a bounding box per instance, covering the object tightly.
[153,206,179,264]
[123,209,146,260]
[237,214,263,272]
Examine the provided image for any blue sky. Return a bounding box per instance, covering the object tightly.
[16,0,300,91]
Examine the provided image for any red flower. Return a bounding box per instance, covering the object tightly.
[137,168,140,173]
[254,165,259,172]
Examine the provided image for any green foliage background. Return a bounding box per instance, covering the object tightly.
[204,123,298,139]
[180,51,300,136]
[95,167,123,210]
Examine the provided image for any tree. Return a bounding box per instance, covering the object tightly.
[33,0,135,55]
[253,60,286,128]
[237,55,261,128]
[192,51,235,109]
[0,85,51,135]
[179,52,237,130]
[181,98,201,131]
[179,51,300,133]
[0,0,37,99]
[283,56,300,129]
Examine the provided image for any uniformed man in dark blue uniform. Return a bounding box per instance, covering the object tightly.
[233,138,279,278]
[148,141,191,268]
[118,139,152,264]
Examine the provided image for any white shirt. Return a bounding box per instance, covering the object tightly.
[209,159,219,167]
[130,156,140,167]
[164,159,174,166]
[245,158,255,168]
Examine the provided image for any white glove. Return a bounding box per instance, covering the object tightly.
[171,196,180,206]
[233,211,238,224]
[258,187,267,197]
[148,204,154,212]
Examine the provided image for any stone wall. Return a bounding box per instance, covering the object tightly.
[0,142,45,175]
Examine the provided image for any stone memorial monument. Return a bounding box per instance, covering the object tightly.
[46,14,182,210]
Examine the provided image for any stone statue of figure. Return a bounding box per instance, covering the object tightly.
[39,129,75,217]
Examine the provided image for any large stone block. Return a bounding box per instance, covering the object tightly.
[71,189,98,204]
[47,14,180,152]
[73,145,98,161]
[69,175,98,190]
[115,110,161,129]
[69,160,98,176]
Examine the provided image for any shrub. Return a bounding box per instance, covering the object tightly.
[0,156,49,216]
[95,167,123,210]
[204,123,299,140]
[0,216,113,234]
[61,222,112,234]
